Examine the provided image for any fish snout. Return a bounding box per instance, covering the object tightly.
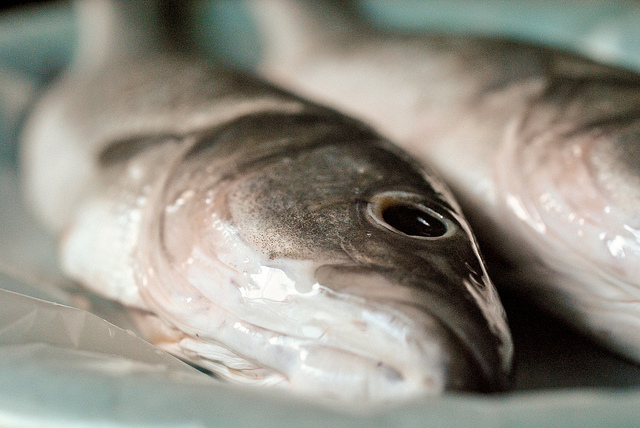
[312,265,512,397]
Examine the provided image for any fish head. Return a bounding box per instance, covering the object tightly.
[138,112,512,402]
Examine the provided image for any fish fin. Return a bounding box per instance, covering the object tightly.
[59,139,179,309]
[71,0,193,72]
[245,0,368,73]
[59,192,145,308]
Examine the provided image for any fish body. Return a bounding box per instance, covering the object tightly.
[19,1,512,402]
[247,0,640,362]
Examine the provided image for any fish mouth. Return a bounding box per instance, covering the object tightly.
[312,265,511,395]
[137,184,511,401]
[161,262,510,402]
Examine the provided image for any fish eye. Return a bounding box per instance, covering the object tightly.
[366,191,454,239]
[382,204,448,237]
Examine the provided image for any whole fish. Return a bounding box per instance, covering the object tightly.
[19,0,512,402]
[246,0,640,363]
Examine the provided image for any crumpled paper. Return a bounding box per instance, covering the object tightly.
[3,285,640,428]
[3,287,640,428]
[0,288,198,372]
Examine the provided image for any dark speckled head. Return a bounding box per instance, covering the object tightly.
[149,110,512,400]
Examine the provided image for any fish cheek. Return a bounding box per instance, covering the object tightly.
[223,160,357,261]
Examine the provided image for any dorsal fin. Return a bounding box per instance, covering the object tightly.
[71,0,190,72]
[246,0,368,71]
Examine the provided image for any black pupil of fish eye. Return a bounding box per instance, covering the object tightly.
[381,204,447,238]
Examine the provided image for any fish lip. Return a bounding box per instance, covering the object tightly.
[405,274,513,393]
[313,264,512,394]
[391,293,512,393]
[358,191,512,392]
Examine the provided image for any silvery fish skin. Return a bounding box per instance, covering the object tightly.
[247,1,640,362]
[19,2,512,402]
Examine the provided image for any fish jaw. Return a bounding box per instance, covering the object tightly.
[312,265,512,394]
[137,253,483,401]
[129,113,512,402]
[136,216,508,401]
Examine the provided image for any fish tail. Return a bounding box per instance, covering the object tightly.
[245,0,367,71]
[71,0,186,71]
